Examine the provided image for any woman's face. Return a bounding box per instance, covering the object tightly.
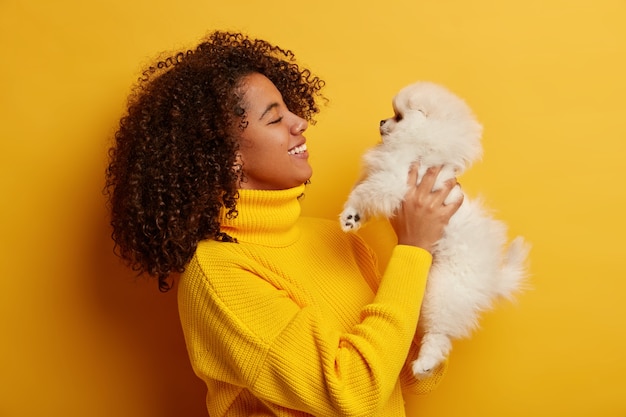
[235,72,311,190]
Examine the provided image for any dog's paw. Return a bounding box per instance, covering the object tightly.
[411,355,441,379]
[340,207,362,232]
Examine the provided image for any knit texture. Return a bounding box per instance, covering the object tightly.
[178,185,447,416]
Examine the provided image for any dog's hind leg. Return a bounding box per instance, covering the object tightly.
[411,332,452,379]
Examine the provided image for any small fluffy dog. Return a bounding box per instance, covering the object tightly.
[340,81,530,379]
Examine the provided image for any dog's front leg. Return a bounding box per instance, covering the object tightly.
[339,180,371,232]
[340,172,408,232]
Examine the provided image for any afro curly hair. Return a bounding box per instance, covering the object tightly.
[104,31,325,291]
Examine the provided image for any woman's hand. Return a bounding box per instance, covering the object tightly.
[389,163,463,253]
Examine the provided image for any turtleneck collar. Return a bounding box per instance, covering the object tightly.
[219,184,306,247]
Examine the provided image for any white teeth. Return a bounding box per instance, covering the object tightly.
[288,143,307,155]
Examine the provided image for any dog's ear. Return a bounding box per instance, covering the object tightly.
[405,94,429,118]
[406,105,428,120]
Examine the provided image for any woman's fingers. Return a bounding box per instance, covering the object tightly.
[407,161,420,186]
[417,167,462,209]
[417,165,442,194]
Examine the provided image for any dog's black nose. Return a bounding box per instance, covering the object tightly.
[380,120,386,127]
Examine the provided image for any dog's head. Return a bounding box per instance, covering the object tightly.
[379,81,483,171]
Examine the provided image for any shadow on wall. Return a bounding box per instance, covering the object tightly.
[88,175,207,416]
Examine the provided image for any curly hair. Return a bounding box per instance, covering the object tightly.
[104,31,325,291]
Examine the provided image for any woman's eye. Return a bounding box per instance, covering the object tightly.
[268,116,283,125]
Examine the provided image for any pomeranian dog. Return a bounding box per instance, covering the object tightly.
[340,81,530,379]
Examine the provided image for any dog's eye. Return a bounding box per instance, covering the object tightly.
[394,113,403,122]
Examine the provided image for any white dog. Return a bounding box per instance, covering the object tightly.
[340,81,530,379]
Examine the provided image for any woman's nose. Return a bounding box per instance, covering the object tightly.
[292,115,308,134]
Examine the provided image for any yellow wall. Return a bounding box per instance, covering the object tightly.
[1,0,625,415]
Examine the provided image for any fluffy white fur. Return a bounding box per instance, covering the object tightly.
[339,81,530,379]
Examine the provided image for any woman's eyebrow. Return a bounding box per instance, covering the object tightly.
[259,102,279,120]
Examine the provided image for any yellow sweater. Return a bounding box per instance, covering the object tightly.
[178,185,447,416]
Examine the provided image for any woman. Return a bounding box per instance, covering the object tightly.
[105,31,462,416]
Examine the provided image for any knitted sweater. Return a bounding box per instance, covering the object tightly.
[178,184,447,417]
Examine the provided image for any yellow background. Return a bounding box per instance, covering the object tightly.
[1,0,625,416]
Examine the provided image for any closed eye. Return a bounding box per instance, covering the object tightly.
[268,116,283,125]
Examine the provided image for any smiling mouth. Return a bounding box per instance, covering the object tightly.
[288,143,307,155]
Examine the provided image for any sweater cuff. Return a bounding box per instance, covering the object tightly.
[393,245,433,270]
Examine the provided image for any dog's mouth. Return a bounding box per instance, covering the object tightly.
[379,117,394,136]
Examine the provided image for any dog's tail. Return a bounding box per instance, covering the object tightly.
[497,236,531,299]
